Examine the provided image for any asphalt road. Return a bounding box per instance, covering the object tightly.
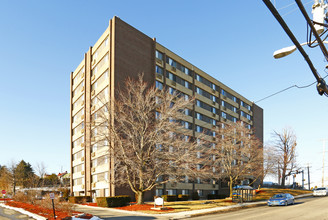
[190,196,328,220]
[0,204,34,220]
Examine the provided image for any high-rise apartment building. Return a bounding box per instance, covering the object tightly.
[70,16,263,200]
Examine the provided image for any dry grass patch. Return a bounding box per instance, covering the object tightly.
[135,188,311,214]
[254,188,312,201]
[140,199,237,214]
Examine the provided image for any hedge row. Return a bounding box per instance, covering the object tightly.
[96,195,131,207]
[207,194,226,200]
[68,196,92,204]
[191,192,199,200]
[162,194,190,201]
[162,195,177,202]
[178,194,189,201]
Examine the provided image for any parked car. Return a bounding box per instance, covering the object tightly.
[313,187,328,196]
[267,193,295,206]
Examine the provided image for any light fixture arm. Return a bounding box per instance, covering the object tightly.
[263,0,321,82]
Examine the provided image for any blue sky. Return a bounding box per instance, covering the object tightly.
[0,0,327,187]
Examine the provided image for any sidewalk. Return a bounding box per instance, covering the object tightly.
[74,193,313,220]
[0,203,46,220]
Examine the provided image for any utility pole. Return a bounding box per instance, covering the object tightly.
[301,170,304,189]
[307,164,311,190]
[278,164,281,185]
[262,0,328,96]
[322,139,326,187]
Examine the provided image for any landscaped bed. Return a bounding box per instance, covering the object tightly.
[4,200,93,220]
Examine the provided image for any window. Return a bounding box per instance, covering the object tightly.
[184,108,192,116]
[155,81,163,90]
[241,111,252,120]
[221,101,237,112]
[72,122,84,136]
[72,136,84,148]
[105,188,109,197]
[92,97,97,106]
[196,87,216,102]
[166,56,192,76]
[93,37,109,61]
[156,189,164,196]
[241,100,252,111]
[92,159,97,167]
[196,100,216,114]
[156,144,163,151]
[73,177,84,186]
[196,125,203,133]
[212,143,216,149]
[195,74,216,90]
[166,57,177,67]
[167,189,177,195]
[183,121,192,130]
[92,81,97,91]
[221,89,226,96]
[156,65,163,75]
[92,53,109,76]
[169,87,175,95]
[226,113,237,122]
[73,150,84,161]
[222,89,237,102]
[92,144,97,153]
[196,112,216,125]
[182,189,189,195]
[73,67,85,86]
[166,72,192,89]
[167,72,176,81]
[155,111,161,119]
[156,50,163,60]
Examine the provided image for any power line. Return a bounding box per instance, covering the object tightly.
[278,0,313,17]
[255,82,315,103]
[255,74,328,103]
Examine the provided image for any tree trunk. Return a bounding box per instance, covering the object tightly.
[136,191,144,204]
[281,167,287,187]
[229,177,233,197]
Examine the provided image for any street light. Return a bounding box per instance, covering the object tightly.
[273,41,328,59]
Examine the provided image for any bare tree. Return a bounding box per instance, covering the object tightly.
[263,144,279,180]
[272,127,297,187]
[0,166,12,193]
[34,162,47,187]
[208,121,263,197]
[93,75,200,204]
[7,160,17,195]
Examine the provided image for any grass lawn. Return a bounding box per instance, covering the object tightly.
[139,188,311,214]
